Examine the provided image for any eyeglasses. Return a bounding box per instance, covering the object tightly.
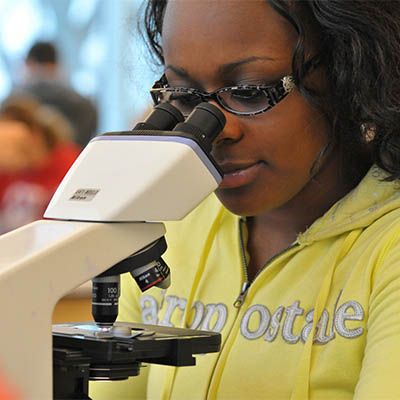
[150,74,295,117]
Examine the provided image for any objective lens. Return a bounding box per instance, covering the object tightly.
[92,275,120,326]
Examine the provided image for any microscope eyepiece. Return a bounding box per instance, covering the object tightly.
[133,103,184,131]
[185,102,226,137]
[173,102,226,152]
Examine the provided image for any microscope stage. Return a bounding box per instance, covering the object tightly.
[53,321,221,370]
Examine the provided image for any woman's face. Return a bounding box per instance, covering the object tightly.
[162,0,331,216]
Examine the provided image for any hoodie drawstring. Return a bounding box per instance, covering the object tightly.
[290,229,362,400]
[160,206,226,400]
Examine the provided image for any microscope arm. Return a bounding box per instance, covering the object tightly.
[0,219,165,399]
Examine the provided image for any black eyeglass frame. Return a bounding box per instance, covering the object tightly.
[150,74,295,116]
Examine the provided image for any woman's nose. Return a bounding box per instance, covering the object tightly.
[209,101,243,147]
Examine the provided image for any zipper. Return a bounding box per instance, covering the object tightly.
[233,218,251,308]
[233,218,299,308]
[233,281,251,308]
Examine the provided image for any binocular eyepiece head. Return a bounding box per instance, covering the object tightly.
[135,102,226,152]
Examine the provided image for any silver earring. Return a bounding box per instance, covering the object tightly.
[361,123,376,143]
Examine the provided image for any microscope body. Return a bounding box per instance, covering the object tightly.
[0,103,225,399]
[0,219,165,399]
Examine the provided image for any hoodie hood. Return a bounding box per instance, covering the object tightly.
[298,165,400,244]
[291,165,400,400]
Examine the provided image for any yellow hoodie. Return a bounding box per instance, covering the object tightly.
[90,165,400,400]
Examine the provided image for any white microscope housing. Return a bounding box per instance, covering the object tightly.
[0,102,225,399]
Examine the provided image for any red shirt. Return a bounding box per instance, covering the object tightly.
[0,143,81,233]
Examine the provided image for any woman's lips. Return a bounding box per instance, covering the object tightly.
[218,162,263,189]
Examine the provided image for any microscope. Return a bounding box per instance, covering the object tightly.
[0,102,225,399]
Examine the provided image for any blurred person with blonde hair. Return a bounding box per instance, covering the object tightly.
[0,96,81,233]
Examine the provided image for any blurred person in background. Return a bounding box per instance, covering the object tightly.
[0,369,20,400]
[13,41,98,148]
[0,95,81,233]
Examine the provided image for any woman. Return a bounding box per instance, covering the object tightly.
[91,1,400,399]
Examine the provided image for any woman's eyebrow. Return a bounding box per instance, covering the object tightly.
[165,56,275,83]
[164,65,203,87]
[217,56,275,76]
[165,65,190,78]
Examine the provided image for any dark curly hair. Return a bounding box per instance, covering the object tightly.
[140,0,400,182]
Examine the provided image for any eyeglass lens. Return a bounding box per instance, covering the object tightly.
[156,88,272,115]
[219,88,270,113]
